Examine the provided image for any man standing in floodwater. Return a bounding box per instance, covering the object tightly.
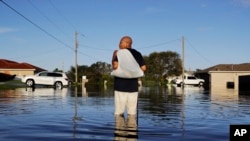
[111,36,146,116]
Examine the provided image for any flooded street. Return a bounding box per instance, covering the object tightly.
[1,85,250,141]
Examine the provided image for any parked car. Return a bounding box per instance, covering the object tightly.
[21,71,71,88]
[173,75,205,87]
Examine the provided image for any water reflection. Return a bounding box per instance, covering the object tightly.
[1,85,250,141]
[72,86,82,121]
[139,86,185,117]
[71,86,84,139]
[24,87,69,97]
[0,87,69,116]
[211,88,239,101]
[114,115,138,141]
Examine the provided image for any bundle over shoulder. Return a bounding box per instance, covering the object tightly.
[111,49,144,78]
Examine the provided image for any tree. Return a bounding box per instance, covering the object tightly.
[145,51,182,81]
[67,61,112,84]
[53,68,63,72]
[89,61,112,75]
[88,61,112,83]
[67,65,89,83]
[66,51,182,85]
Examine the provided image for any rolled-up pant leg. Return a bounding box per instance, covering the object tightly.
[115,91,138,116]
[114,91,126,115]
[127,92,138,115]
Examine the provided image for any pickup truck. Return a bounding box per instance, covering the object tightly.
[174,75,205,87]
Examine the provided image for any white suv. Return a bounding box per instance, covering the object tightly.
[174,75,205,87]
[22,71,71,88]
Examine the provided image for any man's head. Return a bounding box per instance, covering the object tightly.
[119,36,132,49]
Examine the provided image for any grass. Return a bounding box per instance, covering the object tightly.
[0,80,26,89]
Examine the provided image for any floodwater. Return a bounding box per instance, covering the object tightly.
[0,85,250,141]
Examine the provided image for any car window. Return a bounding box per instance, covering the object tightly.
[187,76,196,80]
[55,73,62,77]
[47,73,53,77]
[49,73,62,77]
[39,72,48,76]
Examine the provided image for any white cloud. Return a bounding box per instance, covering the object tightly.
[143,7,165,15]
[200,4,207,8]
[234,0,250,7]
[0,27,16,34]
[196,27,212,32]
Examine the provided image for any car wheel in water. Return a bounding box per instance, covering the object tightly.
[55,82,63,89]
[199,82,204,87]
[68,81,72,87]
[180,82,185,87]
[26,79,34,87]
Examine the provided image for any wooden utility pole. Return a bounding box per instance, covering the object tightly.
[75,32,78,83]
[182,36,185,88]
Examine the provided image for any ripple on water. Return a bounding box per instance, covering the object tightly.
[1,87,250,141]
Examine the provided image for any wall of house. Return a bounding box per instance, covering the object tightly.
[210,71,250,92]
[210,72,235,90]
[0,69,35,78]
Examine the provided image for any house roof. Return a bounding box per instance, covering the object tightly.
[0,59,47,72]
[197,63,250,73]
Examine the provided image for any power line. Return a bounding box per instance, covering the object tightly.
[0,0,74,51]
[48,0,77,31]
[185,37,214,64]
[78,50,100,63]
[78,44,113,51]
[137,38,180,49]
[27,0,71,39]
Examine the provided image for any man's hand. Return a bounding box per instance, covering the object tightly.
[112,50,118,69]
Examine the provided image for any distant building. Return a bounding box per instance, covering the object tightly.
[195,63,250,93]
[0,59,47,79]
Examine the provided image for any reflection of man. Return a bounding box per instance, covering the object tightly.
[114,115,138,140]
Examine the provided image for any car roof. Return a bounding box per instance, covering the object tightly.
[39,71,63,73]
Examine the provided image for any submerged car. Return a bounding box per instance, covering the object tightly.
[174,75,205,87]
[21,71,71,88]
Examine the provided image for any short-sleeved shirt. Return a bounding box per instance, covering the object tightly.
[114,48,145,92]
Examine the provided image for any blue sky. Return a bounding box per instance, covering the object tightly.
[1,0,250,72]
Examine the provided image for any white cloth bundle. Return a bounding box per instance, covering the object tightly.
[111,49,144,78]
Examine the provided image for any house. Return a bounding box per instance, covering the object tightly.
[195,63,250,93]
[0,59,47,80]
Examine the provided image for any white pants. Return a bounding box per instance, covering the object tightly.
[114,91,138,115]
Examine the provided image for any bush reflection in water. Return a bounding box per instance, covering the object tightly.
[0,85,250,141]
